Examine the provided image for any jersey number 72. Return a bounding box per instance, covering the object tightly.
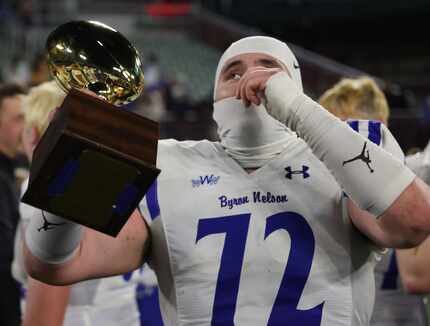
[196,211,324,325]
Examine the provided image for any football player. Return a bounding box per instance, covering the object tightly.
[23,36,430,326]
[320,77,429,326]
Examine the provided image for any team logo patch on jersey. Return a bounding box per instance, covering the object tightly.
[192,174,220,187]
[285,165,310,179]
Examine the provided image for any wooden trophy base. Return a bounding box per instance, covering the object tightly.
[22,89,160,237]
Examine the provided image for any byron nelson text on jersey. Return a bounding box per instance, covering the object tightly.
[218,192,288,209]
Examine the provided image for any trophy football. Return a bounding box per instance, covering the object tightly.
[22,21,160,237]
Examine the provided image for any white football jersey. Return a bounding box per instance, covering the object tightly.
[345,120,404,161]
[371,249,428,326]
[346,121,428,326]
[16,180,164,326]
[368,141,430,326]
[63,266,162,326]
[406,141,430,184]
[63,272,141,326]
[140,121,391,326]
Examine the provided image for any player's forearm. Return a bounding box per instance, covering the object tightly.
[24,209,150,285]
[377,178,430,245]
[347,197,424,248]
[23,228,125,286]
[266,73,414,216]
[23,237,83,286]
[396,241,430,294]
[23,210,84,285]
[22,278,70,326]
[264,73,430,240]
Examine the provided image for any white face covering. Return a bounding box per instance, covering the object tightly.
[213,36,302,168]
[213,97,296,168]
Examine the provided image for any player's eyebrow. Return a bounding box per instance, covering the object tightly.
[256,58,281,68]
[221,60,243,75]
[256,58,291,77]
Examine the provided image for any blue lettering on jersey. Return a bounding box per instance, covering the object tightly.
[192,174,220,187]
[218,195,249,209]
[196,211,323,325]
[253,191,288,203]
[218,192,288,209]
[197,213,250,325]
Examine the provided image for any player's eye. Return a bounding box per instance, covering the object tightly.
[230,73,241,81]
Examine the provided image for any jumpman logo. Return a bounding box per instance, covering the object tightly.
[342,142,374,173]
[37,212,66,232]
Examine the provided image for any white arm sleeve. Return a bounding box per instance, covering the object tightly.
[265,72,415,217]
[25,210,83,264]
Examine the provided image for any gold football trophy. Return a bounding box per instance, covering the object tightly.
[22,21,160,236]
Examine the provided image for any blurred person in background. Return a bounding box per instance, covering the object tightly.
[12,81,163,326]
[22,36,430,325]
[319,78,389,124]
[28,52,50,87]
[144,53,163,93]
[164,74,194,122]
[399,133,430,311]
[320,76,429,326]
[2,52,50,89]
[4,54,31,86]
[136,53,168,121]
[0,83,27,326]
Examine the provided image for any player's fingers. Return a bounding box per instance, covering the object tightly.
[236,73,246,100]
[235,79,241,99]
[239,77,249,106]
[245,81,261,106]
[240,69,272,106]
[241,73,259,106]
[258,80,267,97]
[248,74,269,104]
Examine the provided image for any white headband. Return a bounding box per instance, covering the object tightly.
[214,36,303,99]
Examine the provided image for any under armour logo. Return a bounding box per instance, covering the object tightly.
[285,165,310,179]
[37,211,66,232]
[342,142,374,173]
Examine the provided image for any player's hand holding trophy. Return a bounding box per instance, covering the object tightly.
[22,21,160,236]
